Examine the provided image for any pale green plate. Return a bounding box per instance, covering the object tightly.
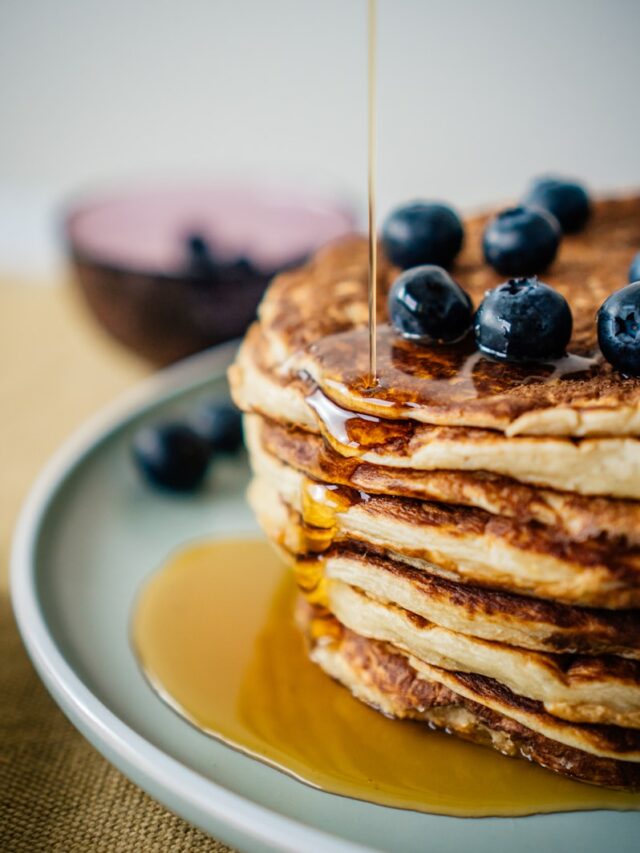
[11,343,640,852]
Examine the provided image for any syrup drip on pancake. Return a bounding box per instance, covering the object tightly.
[296,478,360,557]
[306,324,600,432]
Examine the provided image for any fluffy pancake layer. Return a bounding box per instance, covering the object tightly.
[249,481,640,661]
[327,581,640,729]
[255,415,640,545]
[246,420,640,609]
[300,602,640,789]
[231,329,640,498]
[314,543,640,659]
[247,469,640,727]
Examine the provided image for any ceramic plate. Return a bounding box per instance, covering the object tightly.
[11,343,640,852]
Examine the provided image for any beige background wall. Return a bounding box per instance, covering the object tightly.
[1,0,639,276]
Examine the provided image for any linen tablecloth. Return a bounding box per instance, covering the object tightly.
[0,279,232,853]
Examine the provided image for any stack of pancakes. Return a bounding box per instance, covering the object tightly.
[229,195,640,790]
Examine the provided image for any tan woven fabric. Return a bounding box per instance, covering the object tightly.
[0,280,232,853]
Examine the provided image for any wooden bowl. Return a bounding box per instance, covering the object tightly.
[65,184,354,365]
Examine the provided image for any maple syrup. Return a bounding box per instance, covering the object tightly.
[132,538,640,816]
[294,477,363,598]
[306,324,601,423]
[307,381,416,456]
[367,0,378,387]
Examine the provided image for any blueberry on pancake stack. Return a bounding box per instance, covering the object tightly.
[229,181,640,790]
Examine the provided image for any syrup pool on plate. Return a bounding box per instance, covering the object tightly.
[131,538,640,817]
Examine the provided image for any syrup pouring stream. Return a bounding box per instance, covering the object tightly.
[367,0,378,388]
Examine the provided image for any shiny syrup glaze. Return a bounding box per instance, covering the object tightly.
[132,538,640,816]
[308,323,601,417]
[304,325,601,453]
[306,382,416,454]
[295,478,364,603]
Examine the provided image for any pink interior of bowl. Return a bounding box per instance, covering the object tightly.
[66,184,355,276]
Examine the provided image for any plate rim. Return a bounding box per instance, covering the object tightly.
[10,341,371,853]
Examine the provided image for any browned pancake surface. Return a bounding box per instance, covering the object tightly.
[258,415,640,544]
[324,541,640,657]
[300,601,640,790]
[260,196,640,431]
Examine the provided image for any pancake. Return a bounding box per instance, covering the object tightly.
[246,434,640,608]
[257,195,640,438]
[326,580,640,728]
[300,603,640,789]
[231,330,640,499]
[253,414,640,545]
[229,322,316,430]
[315,542,640,659]
[247,471,640,727]
[253,488,640,660]
[231,191,640,790]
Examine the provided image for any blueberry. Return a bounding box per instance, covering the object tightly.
[132,422,211,492]
[523,177,591,233]
[388,265,473,344]
[474,277,572,363]
[483,206,561,276]
[381,201,464,269]
[192,400,243,452]
[628,251,640,284]
[185,232,217,279]
[597,283,640,376]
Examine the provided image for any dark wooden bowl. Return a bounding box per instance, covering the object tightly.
[65,184,354,365]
